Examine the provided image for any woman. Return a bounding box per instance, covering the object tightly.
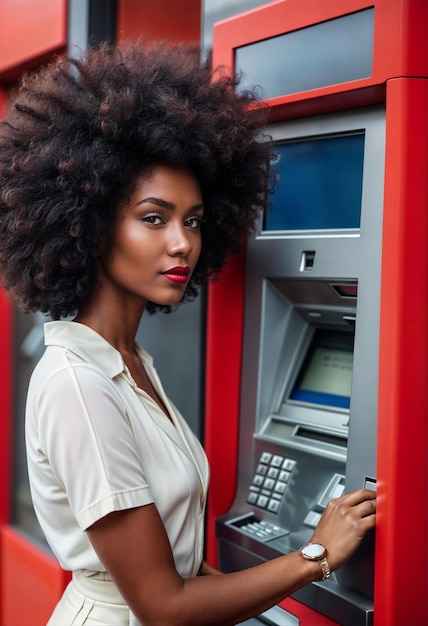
[0,41,376,625]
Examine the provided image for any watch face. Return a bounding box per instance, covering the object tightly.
[302,543,325,559]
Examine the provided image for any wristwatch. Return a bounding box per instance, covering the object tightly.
[300,543,331,581]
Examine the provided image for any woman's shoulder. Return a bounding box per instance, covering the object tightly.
[28,341,118,407]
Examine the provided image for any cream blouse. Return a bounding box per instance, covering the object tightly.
[25,321,209,578]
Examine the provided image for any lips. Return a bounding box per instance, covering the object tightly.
[161,266,191,284]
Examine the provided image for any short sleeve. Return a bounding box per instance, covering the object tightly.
[34,354,154,529]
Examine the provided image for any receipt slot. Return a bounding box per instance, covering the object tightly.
[205,2,428,626]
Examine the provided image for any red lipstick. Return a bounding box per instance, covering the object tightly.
[162,266,191,284]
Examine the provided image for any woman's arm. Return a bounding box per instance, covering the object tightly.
[87,488,376,626]
[199,560,222,576]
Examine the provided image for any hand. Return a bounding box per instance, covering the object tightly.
[309,488,376,572]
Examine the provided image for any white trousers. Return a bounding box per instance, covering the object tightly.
[47,571,140,626]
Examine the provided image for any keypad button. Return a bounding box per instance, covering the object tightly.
[268,499,281,513]
[274,481,287,494]
[267,467,279,479]
[257,463,268,475]
[282,459,296,471]
[247,492,258,504]
[263,478,275,490]
[271,455,284,467]
[252,474,264,486]
[279,470,291,483]
[257,495,268,508]
[260,452,273,463]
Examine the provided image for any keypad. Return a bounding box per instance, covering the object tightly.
[247,451,296,514]
[237,519,288,542]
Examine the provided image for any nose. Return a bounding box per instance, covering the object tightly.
[167,222,193,257]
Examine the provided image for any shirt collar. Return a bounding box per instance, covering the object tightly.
[44,320,151,379]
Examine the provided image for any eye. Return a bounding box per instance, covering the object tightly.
[185,216,202,230]
[142,213,164,226]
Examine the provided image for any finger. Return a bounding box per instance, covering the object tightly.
[335,488,376,506]
[357,511,376,533]
[352,497,376,518]
[366,497,376,515]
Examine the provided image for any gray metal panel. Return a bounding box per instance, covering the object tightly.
[217,106,385,623]
[202,0,272,50]
[68,0,90,57]
[241,605,300,625]
[68,0,116,58]
[137,299,204,439]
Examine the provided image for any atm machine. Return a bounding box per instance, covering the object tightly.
[204,2,428,626]
[216,106,384,626]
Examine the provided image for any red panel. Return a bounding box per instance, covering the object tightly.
[280,598,340,626]
[204,250,246,565]
[117,0,201,43]
[0,0,67,80]
[212,0,428,119]
[0,526,70,626]
[0,291,12,526]
[0,291,12,624]
[375,77,428,626]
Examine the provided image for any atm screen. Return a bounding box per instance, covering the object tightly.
[264,133,365,231]
[289,330,354,409]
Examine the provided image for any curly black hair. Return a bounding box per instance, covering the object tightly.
[0,40,272,319]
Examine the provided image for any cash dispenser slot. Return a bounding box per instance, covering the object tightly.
[293,426,348,448]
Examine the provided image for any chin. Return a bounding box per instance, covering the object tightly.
[150,294,186,307]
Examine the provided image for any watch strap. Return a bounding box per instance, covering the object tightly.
[318,556,331,581]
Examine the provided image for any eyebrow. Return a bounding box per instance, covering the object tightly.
[136,196,204,212]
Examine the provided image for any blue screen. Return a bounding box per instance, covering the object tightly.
[264,133,365,231]
[290,389,350,410]
[289,331,354,410]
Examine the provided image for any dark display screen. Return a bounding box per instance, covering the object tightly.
[289,330,354,409]
[264,133,365,231]
[235,9,374,100]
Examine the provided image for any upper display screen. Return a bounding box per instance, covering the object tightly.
[235,9,374,99]
[263,132,365,231]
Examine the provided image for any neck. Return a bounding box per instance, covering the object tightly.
[75,298,146,353]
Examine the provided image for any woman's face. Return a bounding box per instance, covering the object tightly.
[97,165,204,310]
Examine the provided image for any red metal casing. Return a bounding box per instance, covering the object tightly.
[205,1,428,624]
[0,0,67,81]
[0,96,12,529]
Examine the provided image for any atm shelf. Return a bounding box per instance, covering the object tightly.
[217,513,374,625]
